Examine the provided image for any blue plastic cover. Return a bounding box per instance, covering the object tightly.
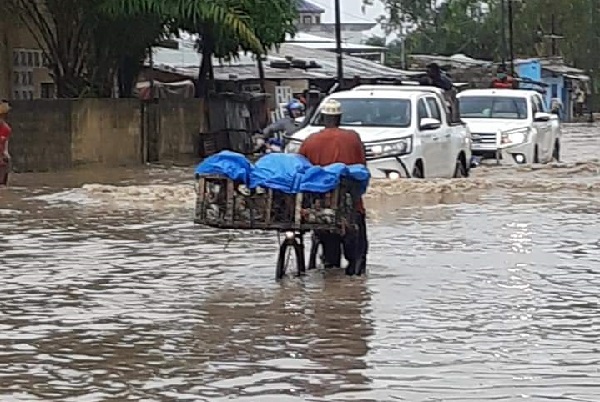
[251,153,371,194]
[250,153,312,193]
[195,151,371,194]
[195,150,253,184]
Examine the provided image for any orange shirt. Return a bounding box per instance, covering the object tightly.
[491,76,516,89]
[299,127,366,213]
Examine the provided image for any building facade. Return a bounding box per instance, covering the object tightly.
[294,0,377,44]
[0,18,54,100]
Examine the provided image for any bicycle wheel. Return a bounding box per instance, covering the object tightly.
[293,237,306,276]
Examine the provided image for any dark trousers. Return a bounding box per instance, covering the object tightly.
[317,212,368,275]
[0,163,8,186]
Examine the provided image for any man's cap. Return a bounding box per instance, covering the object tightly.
[320,99,342,115]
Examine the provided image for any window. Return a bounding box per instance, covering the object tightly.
[311,98,412,128]
[12,48,45,100]
[315,16,321,24]
[41,83,55,99]
[531,97,538,115]
[458,96,528,119]
[425,97,442,120]
[533,95,546,113]
[303,15,312,24]
[417,99,429,122]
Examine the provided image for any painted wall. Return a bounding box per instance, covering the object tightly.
[516,59,574,120]
[516,59,542,83]
[7,98,208,172]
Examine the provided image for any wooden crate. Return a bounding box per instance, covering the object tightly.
[194,175,360,232]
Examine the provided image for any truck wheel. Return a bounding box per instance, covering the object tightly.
[453,158,467,178]
[533,145,540,164]
[412,163,424,179]
[552,140,561,162]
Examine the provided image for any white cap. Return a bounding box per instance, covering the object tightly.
[0,101,10,115]
[320,99,342,115]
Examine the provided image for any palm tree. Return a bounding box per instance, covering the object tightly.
[103,0,264,97]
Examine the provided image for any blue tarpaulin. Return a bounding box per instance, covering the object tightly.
[195,151,370,194]
[194,150,253,184]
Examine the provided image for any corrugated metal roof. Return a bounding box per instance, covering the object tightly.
[296,0,325,14]
[149,37,420,81]
[514,57,588,76]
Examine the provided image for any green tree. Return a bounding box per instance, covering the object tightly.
[103,0,266,97]
[5,0,167,97]
[207,0,297,91]
[6,0,264,98]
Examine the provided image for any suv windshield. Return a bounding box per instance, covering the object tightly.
[459,96,528,119]
[310,98,411,128]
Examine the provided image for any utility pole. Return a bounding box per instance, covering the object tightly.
[590,0,596,121]
[500,0,507,64]
[334,0,343,86]
[551,14,556,56]
[507,0,515,74]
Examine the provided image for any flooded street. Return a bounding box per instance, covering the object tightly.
[1,124,599,401]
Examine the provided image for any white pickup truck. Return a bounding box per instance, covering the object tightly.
[457,89,562,164]
[285,85,472,179]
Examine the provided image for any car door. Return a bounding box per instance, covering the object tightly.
[417,97,437,177]
[425,95,454,177]
[531,95,552,161]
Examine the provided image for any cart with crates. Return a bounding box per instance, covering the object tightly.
[194,173,362,279]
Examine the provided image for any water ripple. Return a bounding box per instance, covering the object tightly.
[0,125,599,400]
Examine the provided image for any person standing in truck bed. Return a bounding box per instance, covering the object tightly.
[298,99,368,276]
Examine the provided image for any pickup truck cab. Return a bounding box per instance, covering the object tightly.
[457,89,562,164]
[285,85,472,179]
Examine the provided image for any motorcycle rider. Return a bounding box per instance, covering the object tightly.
[256,100,305,153]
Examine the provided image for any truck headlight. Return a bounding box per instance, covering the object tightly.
[501,128,530,146]
[285,140,302,154]
[369,137,412,158]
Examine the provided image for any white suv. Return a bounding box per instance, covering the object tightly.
[285,86,472,179]
[457,89,562,164]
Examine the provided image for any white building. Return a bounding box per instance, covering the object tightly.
[292,0,385,63]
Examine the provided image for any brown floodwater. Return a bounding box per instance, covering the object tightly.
[0,124,599,401]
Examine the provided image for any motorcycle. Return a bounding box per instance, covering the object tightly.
[252,130,284,155]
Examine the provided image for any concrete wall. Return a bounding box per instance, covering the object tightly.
[71,99,142,166]
[7,98,207,172]
[157,99,205,161]
[8,100,73,172]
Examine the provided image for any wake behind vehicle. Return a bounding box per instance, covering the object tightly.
[457,89,561,164]
[286,85,472,179]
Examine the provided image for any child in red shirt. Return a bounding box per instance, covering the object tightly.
[0,100,12,186]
